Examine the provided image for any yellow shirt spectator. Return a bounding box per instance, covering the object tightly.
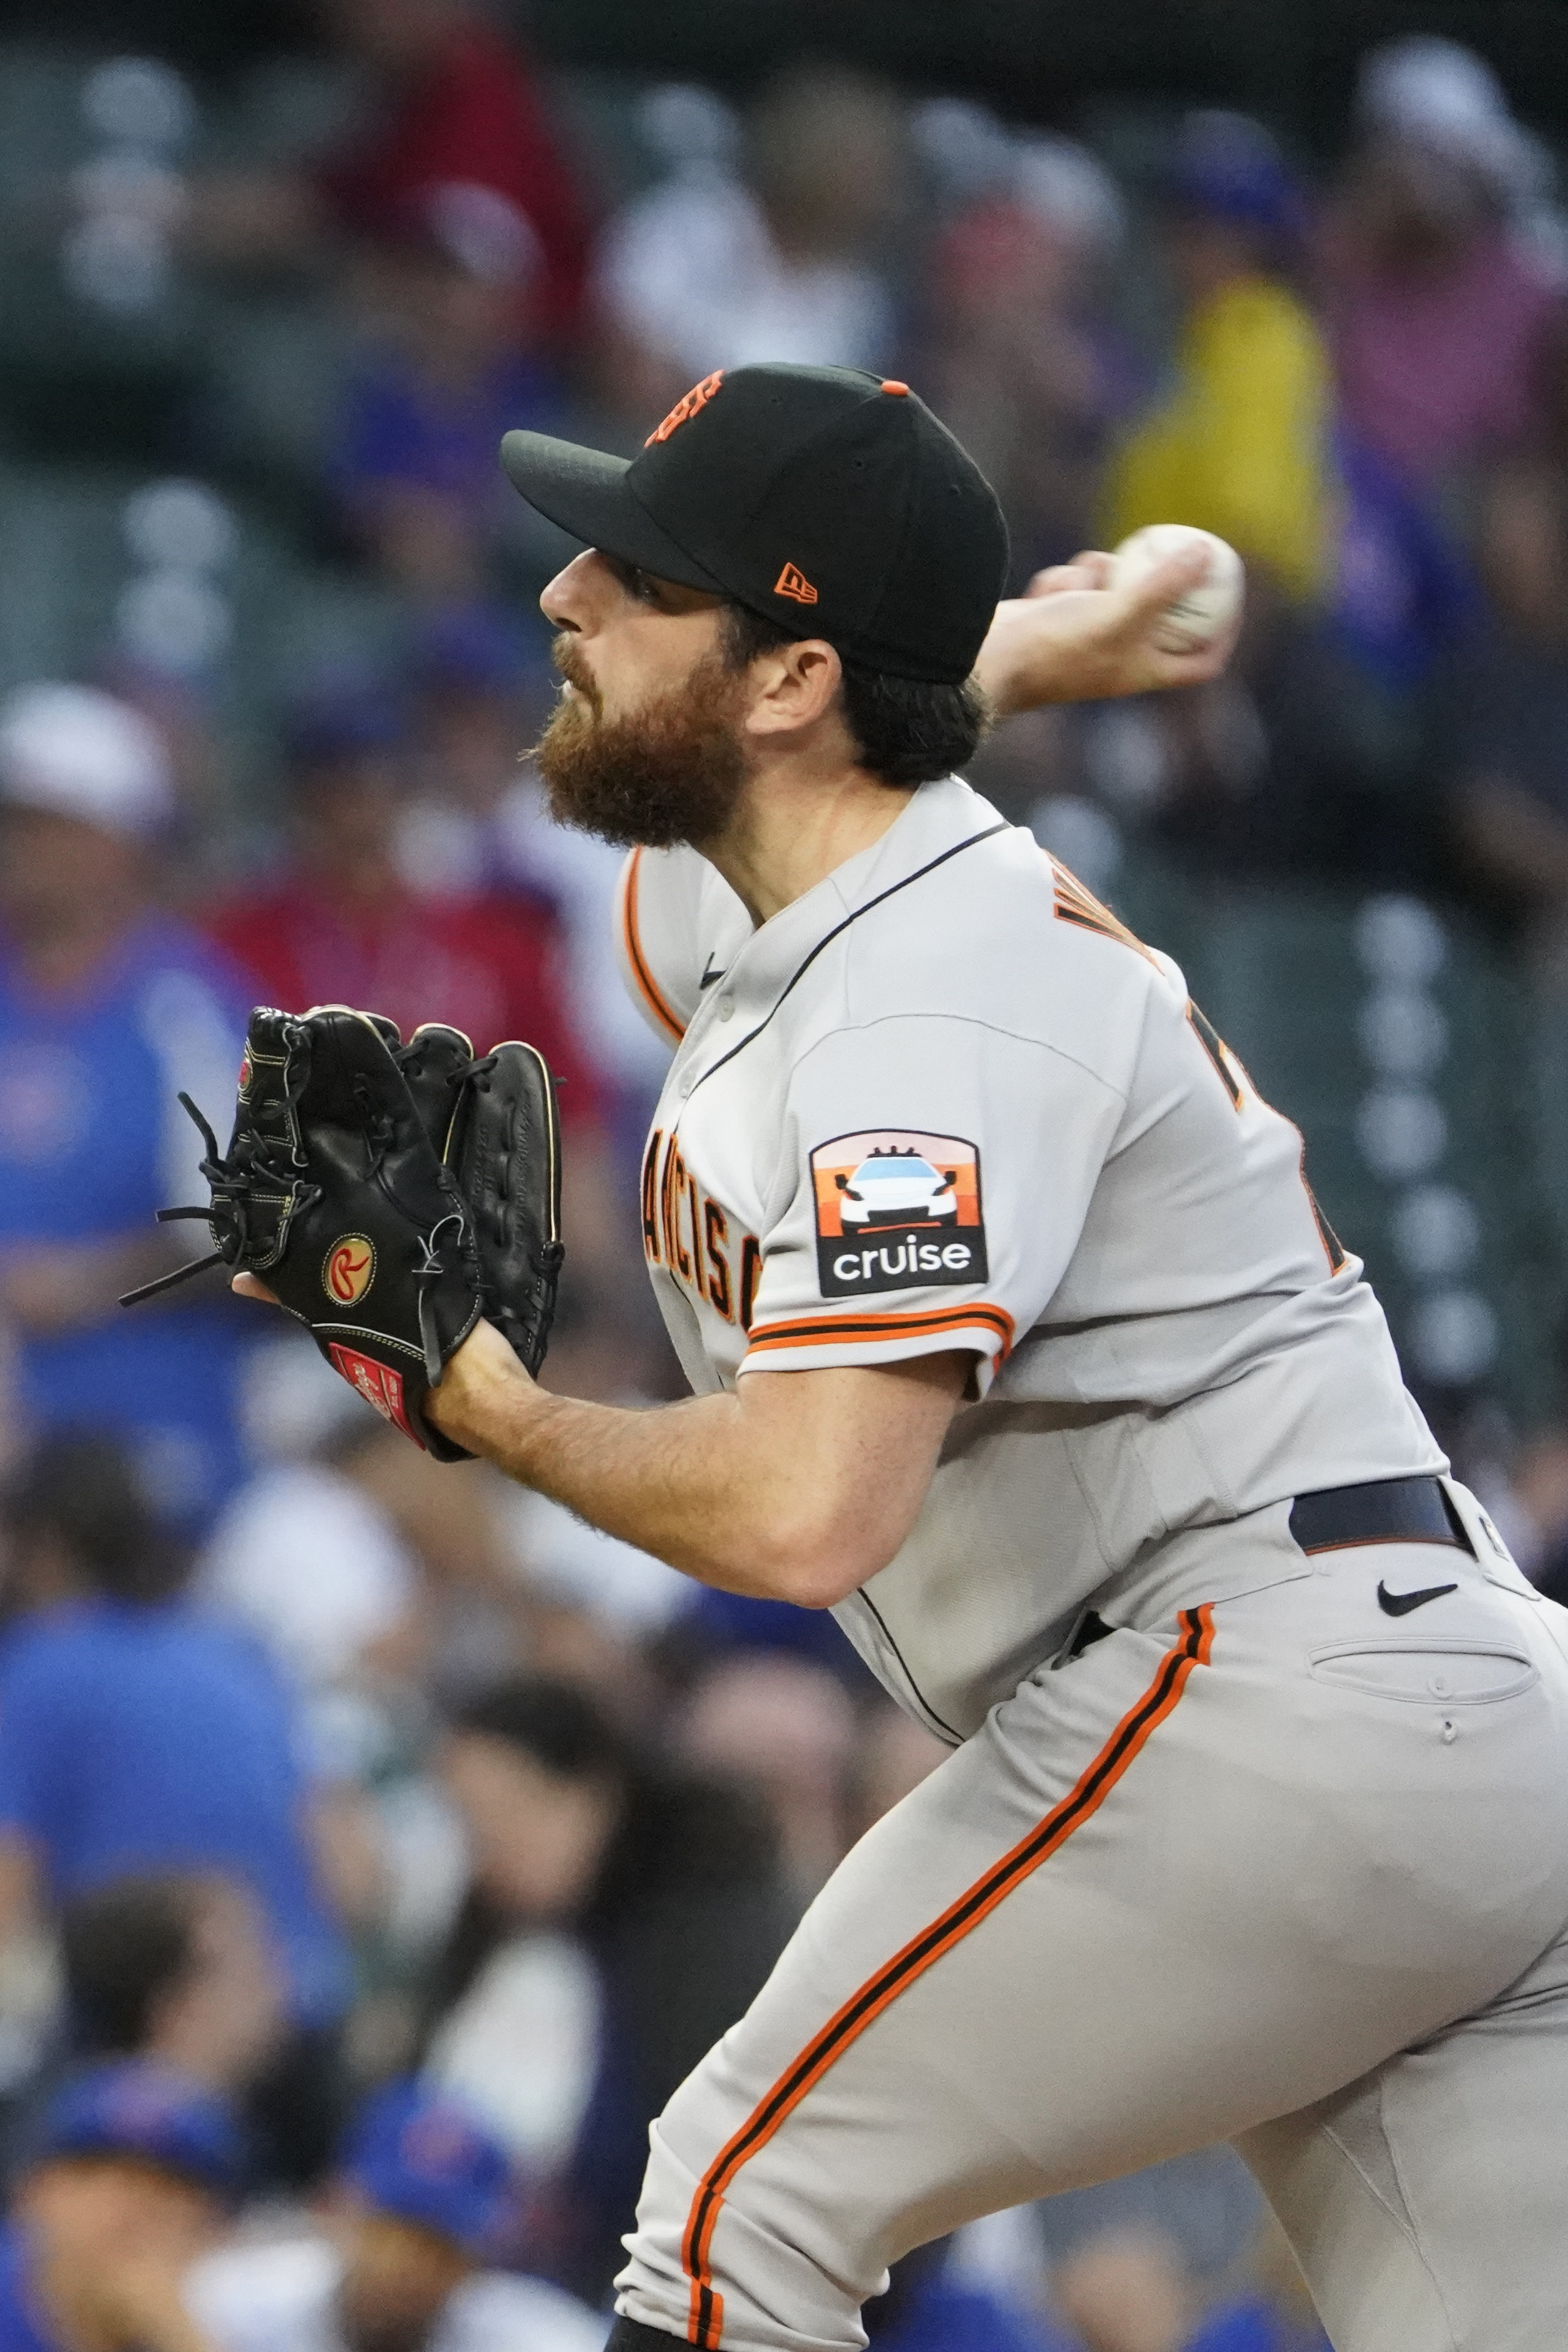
[1103,273,1334,604]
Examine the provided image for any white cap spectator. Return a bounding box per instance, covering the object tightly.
[1357,35,1547,210]
[0,683,173,836]
[909,98,1016,206]
[1013,133,1125,255]
[592,65,899,386]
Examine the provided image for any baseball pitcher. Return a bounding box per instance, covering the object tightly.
[210,368,1568,2351]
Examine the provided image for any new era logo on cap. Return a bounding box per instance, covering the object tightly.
[773,562,818,605]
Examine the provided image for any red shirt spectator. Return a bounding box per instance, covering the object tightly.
[202,681,602,1130]
[1318,36,1567,488]
[1322,217,1560,487]
[208,882,600,1129]
[318,9,589,337]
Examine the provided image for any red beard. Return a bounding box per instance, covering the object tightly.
[534,634,749,850]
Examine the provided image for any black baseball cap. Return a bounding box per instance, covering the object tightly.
[499,364,1008,685]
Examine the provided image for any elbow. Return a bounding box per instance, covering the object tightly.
[770,1561,864,1612]
[739,1510,897,1611]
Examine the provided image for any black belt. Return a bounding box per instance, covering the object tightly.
[1287,1475,1473,1558]
[1066,1475,1472,1663]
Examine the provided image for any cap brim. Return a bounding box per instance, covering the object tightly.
[499,431,726,596]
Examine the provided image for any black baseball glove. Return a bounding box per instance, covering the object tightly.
[393,1023,565,1377]
[121,1004,484,1460]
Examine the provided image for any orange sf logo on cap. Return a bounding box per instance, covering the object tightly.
[324,1235,376,1307]
[774,562,818,605]
[646,370,724,446]
[236,1053,252,1095]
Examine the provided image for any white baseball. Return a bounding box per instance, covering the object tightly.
[1110,524,1245,654]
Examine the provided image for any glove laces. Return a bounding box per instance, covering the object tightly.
[411,1211,467,1386]
[119,1090,321,1308]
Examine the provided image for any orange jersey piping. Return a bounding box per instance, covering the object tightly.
[679,1603,1217,2346]
[619,847,687,1046]
[742,1301,1016,1362]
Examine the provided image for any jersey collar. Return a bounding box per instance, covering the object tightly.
[668,776,1010,1093]
[711,775,1004,1003]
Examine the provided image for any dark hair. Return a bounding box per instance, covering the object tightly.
[2,1436,188,1606]
[425,1678,780,2040]
[721,602,992,788]
[448,1675,632,1784]
[61,1874,212,2053]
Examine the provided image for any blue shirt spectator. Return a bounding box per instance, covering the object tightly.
[331,346,564,526]
[0,1439,351,2037]
[0,2226,56,2351]
[0,684,259,1530]
[870,2277,1071,2351]
[324,186,568,601]
[190,2079,606,2352]
[1328,430,1478,691]
[0,2060,242,2352]
[1189,2298,1329,2351]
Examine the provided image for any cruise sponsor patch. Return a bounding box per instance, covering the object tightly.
[810,1129,986,1296]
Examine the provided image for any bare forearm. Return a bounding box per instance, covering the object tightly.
[429,1324,965,1605]
[972,549,1238,718]
[433,1342,831,1599]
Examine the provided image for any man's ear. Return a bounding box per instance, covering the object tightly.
[742,639,843,741]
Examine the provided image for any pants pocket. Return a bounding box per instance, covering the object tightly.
[1308,1638,1538,1705]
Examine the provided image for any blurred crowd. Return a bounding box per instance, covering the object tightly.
[5,3,1568,2345]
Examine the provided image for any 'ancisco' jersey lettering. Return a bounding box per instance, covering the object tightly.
[614,778,1442,1740]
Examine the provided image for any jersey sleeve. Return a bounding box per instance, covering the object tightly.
[613,844,751,1046]
[738,1016,1125,1395]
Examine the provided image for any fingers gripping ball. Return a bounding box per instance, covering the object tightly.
[1111,525,1245,654]
[123,1005,484,1460]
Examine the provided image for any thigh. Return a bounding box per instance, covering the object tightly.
[619,1566,1568,2350]
[1239,1919,1568,2352]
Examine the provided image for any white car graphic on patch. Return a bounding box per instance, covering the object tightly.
[837,1152,958,1228]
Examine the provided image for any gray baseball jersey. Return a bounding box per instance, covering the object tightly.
[616,775,1443,1739]
[605,775,1568,2352]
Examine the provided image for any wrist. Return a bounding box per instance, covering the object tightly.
[426,1318,552,1463]
[970,614,1026,719]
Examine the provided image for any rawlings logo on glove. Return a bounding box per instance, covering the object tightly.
[324,1235,376,1306]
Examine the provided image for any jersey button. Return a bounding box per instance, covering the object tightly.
[717,995,735,1020]
[678,1070,695,1097]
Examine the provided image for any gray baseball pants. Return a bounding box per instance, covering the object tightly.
[612,1482,1568,2350]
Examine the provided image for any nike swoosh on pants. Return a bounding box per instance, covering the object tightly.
[1376,1579,1459,1617]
